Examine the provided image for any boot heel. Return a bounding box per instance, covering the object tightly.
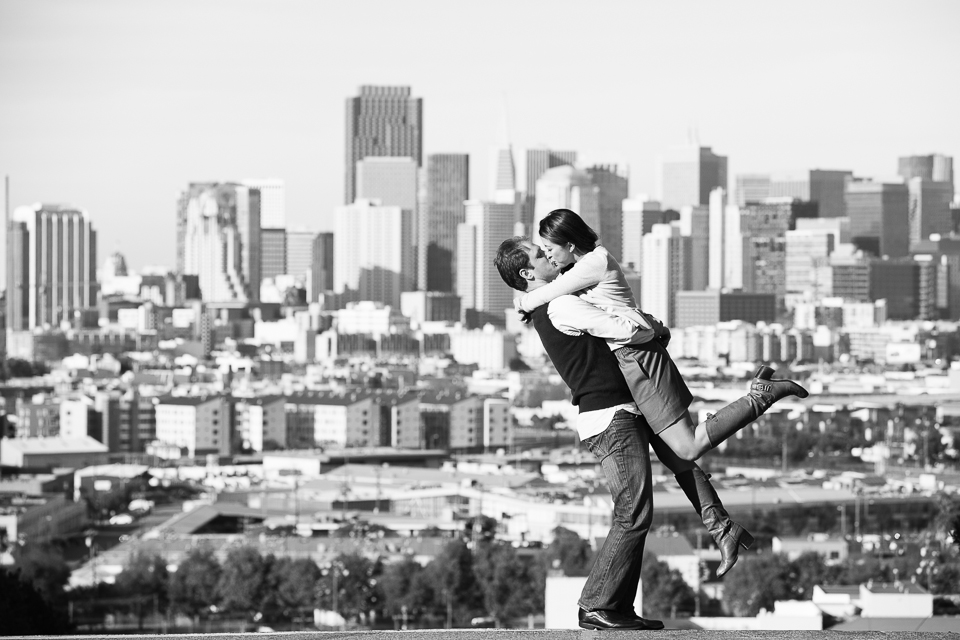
[755,365,774,380]
[739,530,755,550]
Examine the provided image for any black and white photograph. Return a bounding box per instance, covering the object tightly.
[0,0,959,635]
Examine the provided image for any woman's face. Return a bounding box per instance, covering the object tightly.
[540,236,576,268]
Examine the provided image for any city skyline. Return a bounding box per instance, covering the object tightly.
[1,0,959,280]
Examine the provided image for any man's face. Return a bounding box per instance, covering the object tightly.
[521,240,559,283]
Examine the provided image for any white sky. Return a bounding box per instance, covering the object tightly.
[1,0,958,275]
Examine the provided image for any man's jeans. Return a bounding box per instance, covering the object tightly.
[578,410,653,613]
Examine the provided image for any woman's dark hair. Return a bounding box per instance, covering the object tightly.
[538,208,599,254]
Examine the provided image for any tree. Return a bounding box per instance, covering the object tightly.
[934,492,960,550]
[12,542,71,605]
[263,557,321,622]
[317,553,382,625]
[0,569,71,635]
[426,540,485,627]
[379,557,428,626]
[790,552,841,599]
[722,553,796,617]
[640,553,696,619]
[473,543,540,627]
[217,546,269,616]
[169,546,222,618]
[544,526,594,577]
[115,551,169,628]
[333,519,392,539]
[4,358,50,379]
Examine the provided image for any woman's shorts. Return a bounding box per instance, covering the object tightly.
[614,340,692,433]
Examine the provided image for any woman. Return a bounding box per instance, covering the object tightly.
[517,208,809,576]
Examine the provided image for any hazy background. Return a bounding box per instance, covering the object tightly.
[1,0,958,277]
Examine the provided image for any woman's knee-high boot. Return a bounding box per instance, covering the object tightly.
[675,468,755,578]
[704,366,808,449]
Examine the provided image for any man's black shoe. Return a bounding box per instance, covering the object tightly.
[578,608,664,630]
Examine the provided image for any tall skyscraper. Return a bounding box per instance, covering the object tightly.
[457,199,518,327]
[898,154,954,190]
[242,178,285,228]
[520,148,576,230]
[659,145,727,211]
[785,228,835,295]
[424,153,469,292]
[344,85,422,205]
[768,174,810,200]
[286,230,316,285]
[179,183,261,303]
[735,174,771,206]
[846,180,910,258]
[491,145,517,194]
[809,169,852,218]
[621,199,680,273]
[356,157,419,212]
[679,205,710,291]
[310,232,334,303]
[356,156,419,289]
[641,223,690,327]
[260,228,287,281]
[533,165,600,237]
[707,188,742,291]
[586,165,629,262]
[908,177,954,246]
[7,204,98,330]
[740,201,806,302]
[334,199,414,307]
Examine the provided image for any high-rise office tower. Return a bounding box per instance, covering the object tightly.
[242,178,285,228]
[179,183,261,303]
[334,200,414,307]
[344,85,422,205]
[457,199,518,328]
[260,229,287,281]
[735,174,771,206]
[870,258,920,320]
[356,157,419,212]
[846,180,910,258]
[641,223,690,327]
[356,156,419,288]
[740,201,806,302]
[659,145,727,211]
[310,232,334,303]
[707,188,742,290]
[286,230,316,285]
[424,153,469,292]
[521,148,577,229]
[830,247,871,302]
[621,199,681,272]
[679,205,710,291]
[809,170,852,218]
[910,236,960,319]
[785,228,835,295]
[491,145,517,194]
[908,177,954,246]
[7,204,98,331]
[586,165,629,262]
[768,174,810,200]
[898,154,954,190]
[533,166,600,238]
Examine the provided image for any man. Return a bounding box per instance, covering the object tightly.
[495,236,664,631]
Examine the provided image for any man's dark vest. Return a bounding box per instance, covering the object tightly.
[530,302,634,413]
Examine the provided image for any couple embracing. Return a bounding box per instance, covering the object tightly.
[495,208,807,631]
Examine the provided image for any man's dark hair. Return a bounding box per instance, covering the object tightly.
[494,236,531,291]
[539,208,599,254]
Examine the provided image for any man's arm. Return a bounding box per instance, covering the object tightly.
[547,295,640,340]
